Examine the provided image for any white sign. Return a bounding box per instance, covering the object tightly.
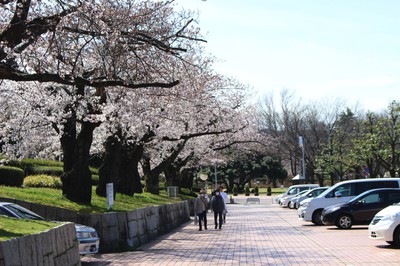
[106,183,114,210]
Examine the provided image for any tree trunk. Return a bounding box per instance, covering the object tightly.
[61,122,96,204]
[117,146,143,195]
[164,165,180,187]
[142,156,160,195]
[60,104,76,173]
[179,168,195,189]
[96,134,122,197]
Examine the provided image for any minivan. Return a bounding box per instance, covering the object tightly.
[298,178,400,225]
[275,184,319,205]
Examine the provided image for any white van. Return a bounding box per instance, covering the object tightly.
[298,178,400,225]
[275,184,319,205]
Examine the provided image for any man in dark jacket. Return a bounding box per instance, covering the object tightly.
[211,189,225,229]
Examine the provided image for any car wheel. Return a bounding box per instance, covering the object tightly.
[335,214,353,229]
[312,210,323,225]
[393,226,400,246]
[288,202,293,209]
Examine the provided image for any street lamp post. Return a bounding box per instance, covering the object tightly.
[214,164,218,189]
[299,136,306,181]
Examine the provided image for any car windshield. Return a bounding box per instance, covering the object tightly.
[287,188,298,195]
[308,188,325,197]
[297,190,310,197]
[5,204,44,220]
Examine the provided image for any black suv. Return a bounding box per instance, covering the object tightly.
[321,188,400,229]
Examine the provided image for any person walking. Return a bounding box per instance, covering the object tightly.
[219,185,229,223]
[211,189,225,229]
[194,189,209,231]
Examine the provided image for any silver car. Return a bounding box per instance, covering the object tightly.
[280,191,308,208]
[289,187,329,209]
[0,202,100,255]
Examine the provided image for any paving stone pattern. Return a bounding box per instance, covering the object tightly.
[81,196,400,265]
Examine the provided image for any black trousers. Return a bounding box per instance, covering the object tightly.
[197,211,207,230]
[214,211,223,229]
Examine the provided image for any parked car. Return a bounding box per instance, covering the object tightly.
[369,202,400,246]
[275,184,319,205]
[298,178,400,225]
[280,190,309,208]
[288,190,310,209]
[321,188,400,229]
[0,202,100,255]
[289,187,329,209]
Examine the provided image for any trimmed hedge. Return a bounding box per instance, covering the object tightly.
[29,166,64,176]
[23,175,62,189]
[3,158,100,185]
[0,166,24,187]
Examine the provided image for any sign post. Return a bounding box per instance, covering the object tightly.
[106,183,114,210]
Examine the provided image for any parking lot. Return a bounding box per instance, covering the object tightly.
[81,196,400,265]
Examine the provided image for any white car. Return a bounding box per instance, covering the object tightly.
[369,203,400,246]
[281,191,309,208]
[0,202,100,255]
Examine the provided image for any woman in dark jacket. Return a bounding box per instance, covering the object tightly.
[211,189,225,229]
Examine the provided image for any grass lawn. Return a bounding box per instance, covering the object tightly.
[0,185,285,215]
[0,185,192,214]
[0,216,58,242]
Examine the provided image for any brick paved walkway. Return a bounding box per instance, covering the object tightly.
[81,196,400,265]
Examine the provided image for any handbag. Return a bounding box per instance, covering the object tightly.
[201,198,210,210]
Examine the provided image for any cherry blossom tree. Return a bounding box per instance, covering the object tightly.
[94,58,264,195]
[1,0,207,203]
[1,0,270,201]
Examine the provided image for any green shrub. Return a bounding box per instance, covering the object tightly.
[23,175,62,189]
[30,166,64,176]
[245,185,250,196]
[180,188,197,197]
[22,158,62,167]
[5,158,63,175]
[254,185,259,195]
[267,186,272,196]
[233,184,238,195]
[0,166,24,187]
[2,157,102,186]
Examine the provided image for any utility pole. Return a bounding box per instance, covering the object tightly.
[299,136,306,181]
[214,164,218,189]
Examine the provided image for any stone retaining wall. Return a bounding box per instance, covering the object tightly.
[0,197,193,253]
[0,223,80,266]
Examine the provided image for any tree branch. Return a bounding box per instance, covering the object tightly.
[0,63,179,89]
[212,140,268,151]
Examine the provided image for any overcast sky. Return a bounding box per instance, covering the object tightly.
[176,0,400,113]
